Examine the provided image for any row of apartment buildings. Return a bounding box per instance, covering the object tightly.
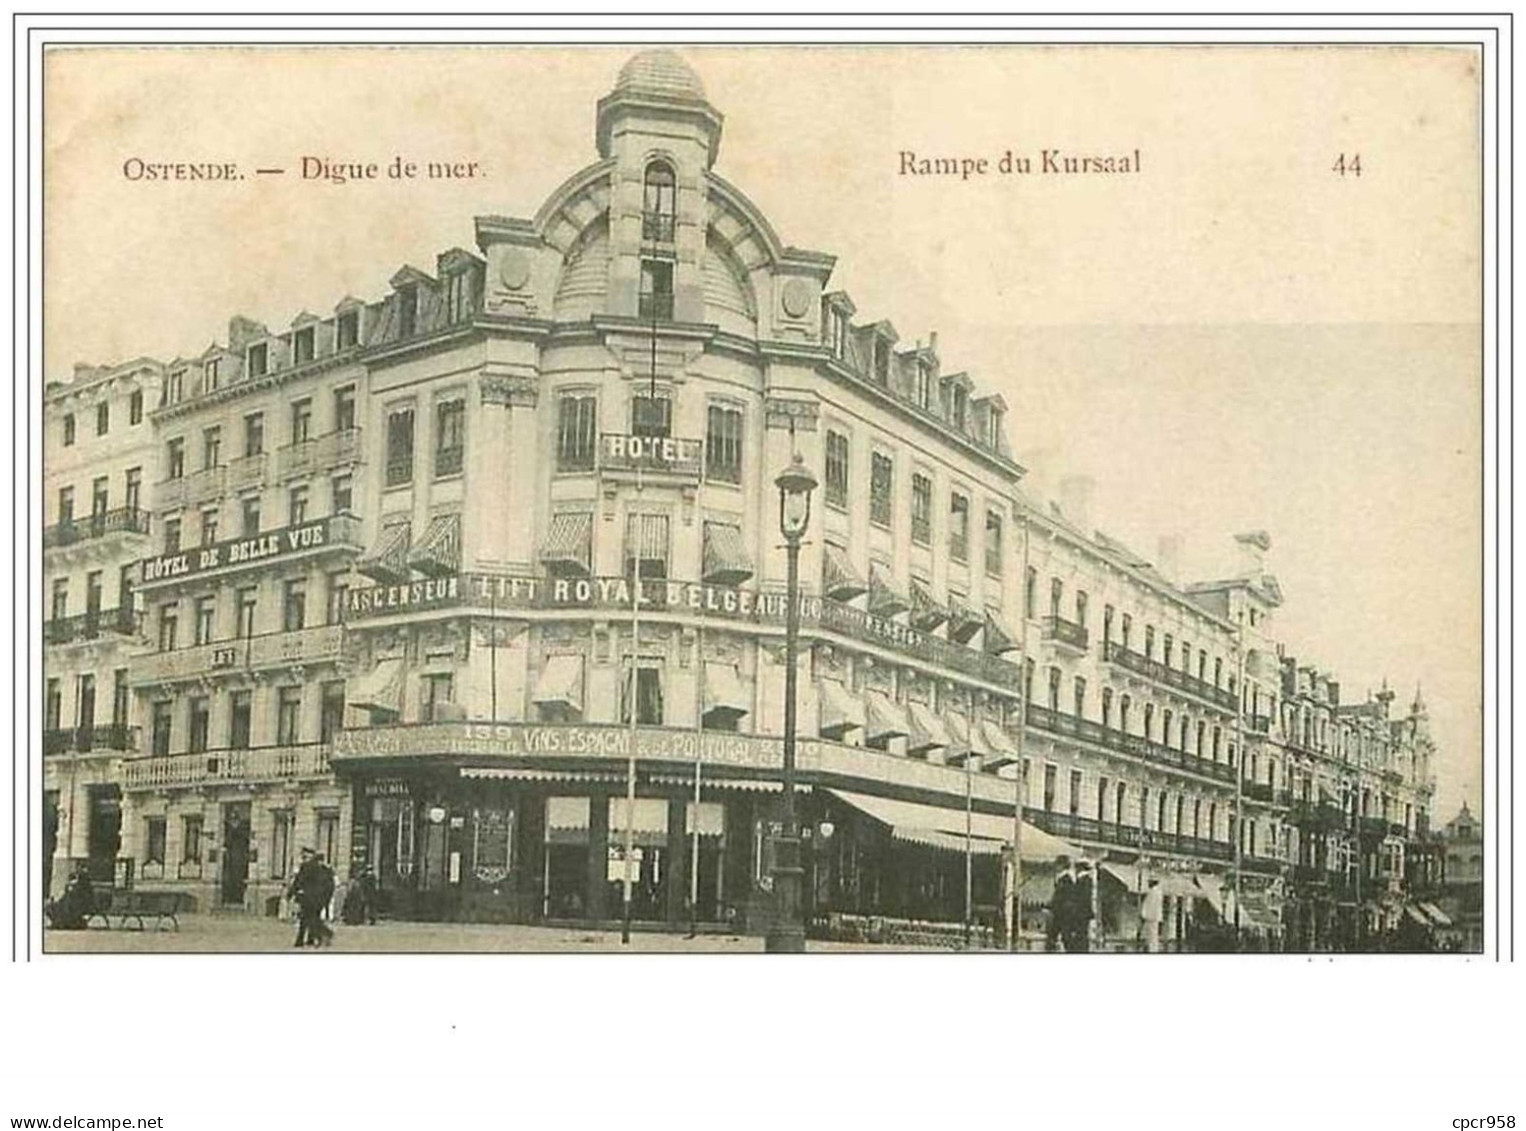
[39,50,1451,948]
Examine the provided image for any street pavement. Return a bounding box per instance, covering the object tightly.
[42,914,956,954]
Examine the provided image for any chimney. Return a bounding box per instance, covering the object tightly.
[1233,530,1271,579]
[1057,475,1095,537]
[1156,533,1183,584]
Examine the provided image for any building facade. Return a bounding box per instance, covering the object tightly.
[41,50,1448,947]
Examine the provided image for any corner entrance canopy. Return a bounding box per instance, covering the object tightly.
[824,789,1080,863]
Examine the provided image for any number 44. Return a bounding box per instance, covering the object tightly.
[1332,153,1362,176]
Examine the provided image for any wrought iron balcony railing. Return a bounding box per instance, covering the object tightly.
[43,507,152,549]
[1043,614,1089,652]
[1025,702,1237,784]
[1102,640,1239,712]
[44,607,140,645]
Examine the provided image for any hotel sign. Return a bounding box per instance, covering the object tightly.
[334,722,782,772]
[140,517,336,584]
[600,433,704,476]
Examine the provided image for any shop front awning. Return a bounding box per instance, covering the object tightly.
[407,512,461,578]
[947,596,983,644]
[823,543,868,602]
[1193,874,1225,915]
[863,690,911,744]
[685,800,726,837]
[540,511,592,577]
[610,797,671,847]
[357,521,412,585]
[906,700,952,755]
[983,612,1019,655]
[826,788,1081,863]
[868,565,910,618]
[531,654,585,714]
[349,656,405,715]
[980,720,1020,769]
[545,795,591,844]
[909,577,948,632]
[818,678,865,739]
[1100,861,1145,891]
[701,522,754,586]
[702,662,750,722]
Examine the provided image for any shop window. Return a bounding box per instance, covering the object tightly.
[472,807,516,884]
[336,311,360,351]
[270,810,293,879]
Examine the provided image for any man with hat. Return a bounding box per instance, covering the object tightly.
[1063,861,1096,953]
[1047,855,1075,952]
[287,847,334,948]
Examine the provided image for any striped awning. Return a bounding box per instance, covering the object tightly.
[983,612,1019,655]
[944,711,991,766]
[906,700,952,755]
[702,662,750,721]
[981,720,1020,769]
[1419,901,1453,927]
[626,512,670,565]
[407,512,461,578]
[531,654,585,713]
[349,656,404,715]
[908,577,948,631]
[818,678,865,739]
[823,543,867,602]
[947,596,983,644]
[358,521,412,584]
[825,789,1081,863]
[868,565,909,618]
[540,512,592,577]
[863,690,910,744]
[701,521,754,586]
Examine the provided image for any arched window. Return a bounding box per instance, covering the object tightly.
[642,162,676,242]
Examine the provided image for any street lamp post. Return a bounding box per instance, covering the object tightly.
[765,452,817,954]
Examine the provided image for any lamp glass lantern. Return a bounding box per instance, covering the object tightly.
[775,453,817,541]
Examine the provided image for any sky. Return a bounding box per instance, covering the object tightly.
[43,44,1483,816]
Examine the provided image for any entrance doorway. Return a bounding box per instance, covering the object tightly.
[86,786,121,882]
[221,802,251,905]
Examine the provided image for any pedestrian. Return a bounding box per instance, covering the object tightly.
[1140,878,1165,954]
[1047,856,1075,953]
[288,848,330,948]
[45,865,95,930]
[1062,861,1095,953]
[311,853,336,947]
[360,865,378,924]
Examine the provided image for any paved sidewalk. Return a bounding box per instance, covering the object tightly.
[42,914,957,954]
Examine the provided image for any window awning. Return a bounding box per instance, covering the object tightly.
[349,656,404,714]
[358,522,412,585]
[906,700,952,754]
[823,543,867,602]
[981,719,1020,769]
[610,797,670,835]
[863,689,910,743]
[407,512,461,578]
[532,654,585,714]
[947,596,983,644]
[545,796,591,843]
[818,678,865,739]
[826,788,1081,863]
[701,522,754,586]
[909,577,948,631]
[1419,901,1453,927]
[983,612,1018,655]
[868,565,909,618]
[943,711,990,765]
[1193,874,1225,915]
[702,662,750,721]
[540,512,592,577]
[1100,861,1145,891]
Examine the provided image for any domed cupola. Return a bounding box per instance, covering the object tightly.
[596,49,724,168]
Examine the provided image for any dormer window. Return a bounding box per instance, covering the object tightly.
[873,339,889,385]
[166,370,185,404]
[825,304,849,359]
[915,360,934,409]
[293,326,315,364]
[642,161,676,243]
[336,309,360,350]
[639,258,674,321]
[987,406,1003,447]
[444,267,478,323]
[202,361,218,392]
[950,385,968,430]
[397,284,419,338]
[247,343,268,378]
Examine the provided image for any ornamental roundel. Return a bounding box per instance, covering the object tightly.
[780,277,812,319]
[499,249,532,291]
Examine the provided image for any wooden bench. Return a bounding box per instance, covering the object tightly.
[86,888,195,931]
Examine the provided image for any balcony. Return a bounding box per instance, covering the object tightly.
[1358,815,1391,839]
[1292,864,1330,886]
[1242,855,1286,876]
[1025,702,1237,785]
[1024,809,1234,861]
[1242,780,1275,803]
[228,452,268,493]
[44,608,140,646]
[641,211,676,243]
[1102,641,1238,713]
[130,624,345,686]
[276,428,363,482]
[43,507,152,550]
[1290,800,1349,832]
[1248,714,1271,734]
[43,725,140,755]
[637,293,674,321]
[119,743,330,790]
[598,432,703,483]
[1042,614,1089,653]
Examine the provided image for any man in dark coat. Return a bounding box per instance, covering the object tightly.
[1047,856,1075,952]
[288,848,332,948]
[1063,861,1095,953]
